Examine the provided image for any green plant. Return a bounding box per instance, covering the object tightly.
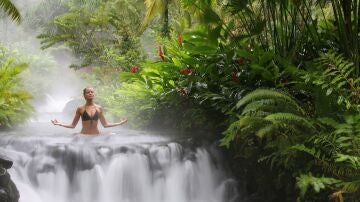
[221,89,312,150]
[38,0,145,69]
[221,87,360,200]
[292,114,360,201]
[0,0,21,22]
[0,56,33,127]
[303,52,360,111]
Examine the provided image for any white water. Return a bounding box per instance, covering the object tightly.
[0,128,239,202]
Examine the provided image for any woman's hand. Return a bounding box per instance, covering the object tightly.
[120,117,128,124]
[51,119,61,126]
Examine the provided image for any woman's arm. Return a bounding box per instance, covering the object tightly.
[99,107,127,128]
[51,107,81,128]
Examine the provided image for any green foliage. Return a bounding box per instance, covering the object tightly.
[0,51,33,127]
[22,0,360,200]
[327,0,360,77]
[38,0,145,69]
[99,81,158,128]
[303,52,360,111]
[141,0,167,33]
[111,55,223,131]
[294,114,360,200]
[222,87,360,200]
[296,174,340,197]
[236,89,304,115]
[221,89,311,147]
[223,0,322,60]
[0,0,21,22]
[222,90,312,180]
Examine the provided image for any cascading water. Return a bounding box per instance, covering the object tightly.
[0,127,239,202]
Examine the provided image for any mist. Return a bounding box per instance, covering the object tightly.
[0,0,85,121]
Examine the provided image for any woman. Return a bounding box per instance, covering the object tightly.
[51,87,127,135]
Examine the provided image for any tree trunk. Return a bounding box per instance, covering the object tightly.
[162,0,169,37]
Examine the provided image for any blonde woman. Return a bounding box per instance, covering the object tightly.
[51,87,127,134]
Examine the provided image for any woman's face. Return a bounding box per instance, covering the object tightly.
[84,88,95,100]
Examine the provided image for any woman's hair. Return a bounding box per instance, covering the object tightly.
[83,86,93,95]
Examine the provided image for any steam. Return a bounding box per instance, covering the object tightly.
[0,0,85,118]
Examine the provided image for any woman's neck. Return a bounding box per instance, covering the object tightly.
[85,100,94,106]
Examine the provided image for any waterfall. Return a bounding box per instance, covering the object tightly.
[0,128,239,202]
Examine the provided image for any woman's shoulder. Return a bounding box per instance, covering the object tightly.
[95,104,103,111]
[77,105,86,110]
[76,105,86,113]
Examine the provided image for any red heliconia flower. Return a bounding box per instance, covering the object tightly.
[179,88,188,97]
[238,57,245,65]
[130,65,137,73]
[158,46,165,61]
[180,68,192,74]
[178,35,183,46]
[231,71,238,82]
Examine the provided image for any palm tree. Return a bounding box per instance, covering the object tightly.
[0,0,21,23]
[142,0,171,37]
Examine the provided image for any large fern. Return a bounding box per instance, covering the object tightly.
[221,89,312,149]
[302,52,360,111]
[291,114,360,200]
[222,88,360,200]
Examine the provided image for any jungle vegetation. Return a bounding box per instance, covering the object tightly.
[1,0,360,201]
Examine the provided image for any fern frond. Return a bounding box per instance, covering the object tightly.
[307,52,360,111]
[265,113,315,131]
[241,98,303,116]
[335,153,360,169]
[291,144,318,158]
[341,180,360,194]
[221,116,271,147]
[315,159,359,178]
[296,173,340,197]
[236,89,304,114]
[256,124,279,138]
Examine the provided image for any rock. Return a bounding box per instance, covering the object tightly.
[0,188,11,202]
[0,156,13,169]
[0,158,19,202]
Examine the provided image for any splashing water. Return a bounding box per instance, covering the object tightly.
[0,128,239,202]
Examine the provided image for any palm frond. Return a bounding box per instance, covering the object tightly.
[0,0,21,23]
[140,0,164,32]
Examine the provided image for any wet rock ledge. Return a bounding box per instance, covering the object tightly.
[0,157,19,202]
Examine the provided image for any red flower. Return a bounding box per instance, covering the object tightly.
[130,65,137,73]
[179,88,188,96]
[231,71,238,82]
[180,68,192,74]
[158,46,165,61]
[238,57,245,65]
[178,35,183,46]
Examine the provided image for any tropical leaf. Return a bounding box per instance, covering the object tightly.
[236,89,304,115]
[0,0,21,22]
[296,174,340,197]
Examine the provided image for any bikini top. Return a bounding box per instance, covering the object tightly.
[81,110,99,121]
